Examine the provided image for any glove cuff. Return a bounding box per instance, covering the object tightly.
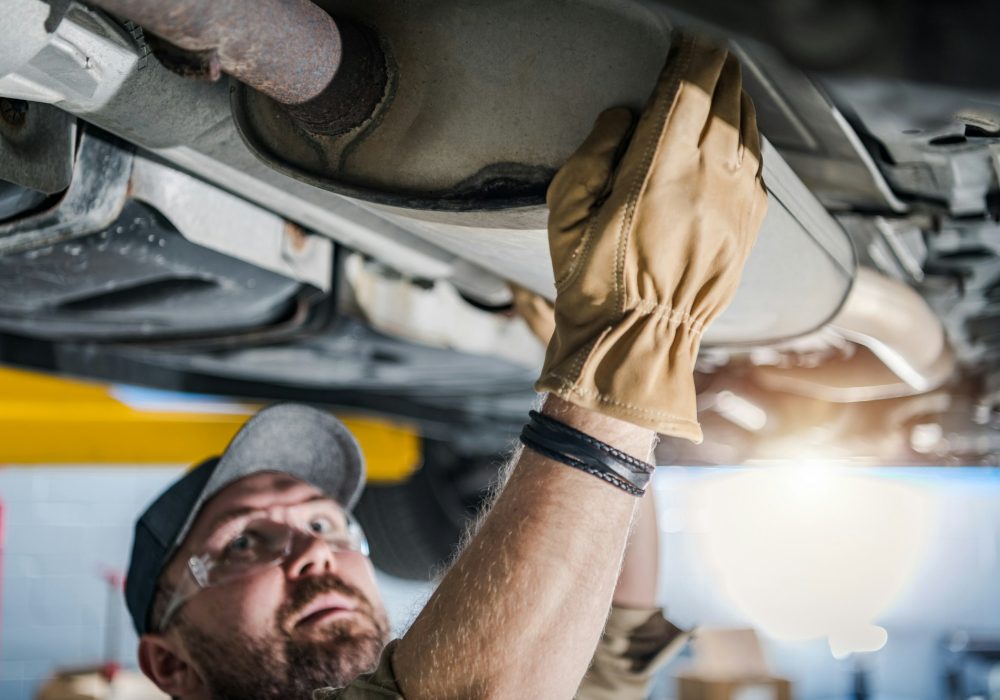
[535,307,704,442]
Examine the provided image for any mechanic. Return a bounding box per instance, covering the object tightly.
[124,31,766,700]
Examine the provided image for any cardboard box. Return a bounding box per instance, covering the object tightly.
[677,674,792,700]
[676,628,793,700]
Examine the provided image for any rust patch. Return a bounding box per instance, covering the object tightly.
[147,34,221,81]
[283,222,308,253]
[90,0,386,135]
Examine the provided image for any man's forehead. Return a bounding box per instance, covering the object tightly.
[189,472,332,539]
[214,471,323,503]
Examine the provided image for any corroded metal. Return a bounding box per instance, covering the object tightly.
[283,19,387,136]
[89,0,385,134]
[89,0,339,104]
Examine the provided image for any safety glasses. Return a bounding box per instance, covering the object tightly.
[156,504,368,632]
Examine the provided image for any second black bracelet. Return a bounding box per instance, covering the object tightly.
[519,410,654,496]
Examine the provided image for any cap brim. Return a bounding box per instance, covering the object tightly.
[171,403,366,561]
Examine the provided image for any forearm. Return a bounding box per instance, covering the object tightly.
[613,487,660,609]
[393,395,656,700]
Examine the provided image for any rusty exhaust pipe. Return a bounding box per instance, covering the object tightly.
[89,0,386,135]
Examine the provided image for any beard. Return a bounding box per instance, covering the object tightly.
[176,574,391,700]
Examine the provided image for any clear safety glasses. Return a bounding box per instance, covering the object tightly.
[156,505,369,632]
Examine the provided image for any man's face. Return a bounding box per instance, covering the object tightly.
[158,472,390,700]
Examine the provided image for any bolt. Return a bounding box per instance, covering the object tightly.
[0,99,28,127]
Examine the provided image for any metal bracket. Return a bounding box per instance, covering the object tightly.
[129,155,333,290]
[0,129,132,254]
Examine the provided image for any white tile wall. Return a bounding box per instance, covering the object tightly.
[0,466,432,700]
[3,466,1000,700]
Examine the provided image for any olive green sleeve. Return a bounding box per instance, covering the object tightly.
[313,608,689,700]
[575,606,690,700]
[312,640,405,700]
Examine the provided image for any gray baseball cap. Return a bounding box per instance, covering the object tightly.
[124,403,366,634]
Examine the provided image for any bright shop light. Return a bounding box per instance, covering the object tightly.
[690,464,934,658]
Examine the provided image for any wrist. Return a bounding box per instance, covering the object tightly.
[541,395,657,463]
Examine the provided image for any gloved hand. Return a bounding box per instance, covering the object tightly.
[536,31,767,442]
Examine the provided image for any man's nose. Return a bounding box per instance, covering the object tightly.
[284,531,339,578]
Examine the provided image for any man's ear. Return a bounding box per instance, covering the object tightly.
[138,633,203,698]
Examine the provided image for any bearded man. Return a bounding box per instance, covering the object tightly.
[126,31,765,700]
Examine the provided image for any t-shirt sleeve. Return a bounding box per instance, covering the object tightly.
[312,640,405,700]
[314,609,688,700]
[576,606,690,700]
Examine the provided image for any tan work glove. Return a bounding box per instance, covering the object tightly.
[536,32,767,442]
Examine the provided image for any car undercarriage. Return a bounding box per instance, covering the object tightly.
[1,0,999,582]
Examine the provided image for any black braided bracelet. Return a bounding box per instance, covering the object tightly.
[519,434,646,496]
[519,410,654,496]
[529,411,655,476]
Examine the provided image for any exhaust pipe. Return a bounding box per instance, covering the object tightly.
[753,267,956,402]
[830,267,955,394]
[88,0,386,135]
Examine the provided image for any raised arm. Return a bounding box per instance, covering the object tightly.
[613,489,660,609]
[387,32,766,700]
[395,398,654,699]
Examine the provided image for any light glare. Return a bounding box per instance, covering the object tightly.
[691,466,933,657]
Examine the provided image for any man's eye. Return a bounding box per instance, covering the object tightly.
[308,517,334,535]
[224,531,260,557]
